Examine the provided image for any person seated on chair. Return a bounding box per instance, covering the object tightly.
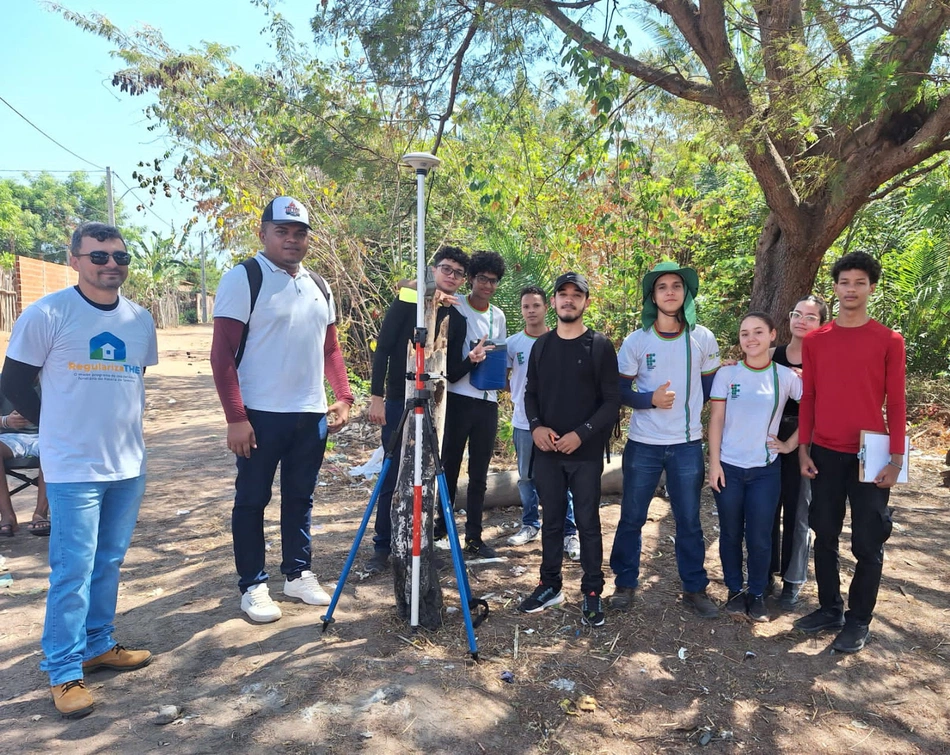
[0,409,49,537]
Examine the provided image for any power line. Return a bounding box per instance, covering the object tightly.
[113,172,174,230]
[0,169,106,174]
[0,95,105,170]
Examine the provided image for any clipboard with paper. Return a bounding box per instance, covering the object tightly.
[858,430,909,484]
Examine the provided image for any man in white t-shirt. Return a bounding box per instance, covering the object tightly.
[439,250,507,558]
[2,222,158,719]
[211,196,354,624]
[506,285,579,559]
[609,262,721,618]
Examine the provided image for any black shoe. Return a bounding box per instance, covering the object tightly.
[831,621,870,654]
[747,594,769,623]
[793,606,845,634]
[464,539,498,559]
[518,583,564,613]
[581,592,605,627]
[724,590,748,617]
[365,551,390,575]
[609,586,636,611]
[778,581,802,609]
[433,521,448,541]
[683,590,719,618]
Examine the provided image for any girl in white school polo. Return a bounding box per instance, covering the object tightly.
[707,312,802,623]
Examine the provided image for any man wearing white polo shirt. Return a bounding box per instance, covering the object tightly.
[211,196,354,623]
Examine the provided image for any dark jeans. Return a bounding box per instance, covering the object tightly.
[610,440,708,592]
[441,393,498,543]
[232,409,328,593]
[809,444,893,625]
[713,460,781,596]
[770,448,812,584]
[372,398,404,553]
[534,453,605,595]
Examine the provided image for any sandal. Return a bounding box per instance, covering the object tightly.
[28,519,51,537]
[0,523,13,537]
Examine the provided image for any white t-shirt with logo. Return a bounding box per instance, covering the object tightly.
[711,361,803,468]
[214,253,336,413]
[6,288,158,483]
[618,324,720,444]
[448,296,507,402]
[506,329,543,430]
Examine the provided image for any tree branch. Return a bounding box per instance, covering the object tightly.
[869,158,946,201]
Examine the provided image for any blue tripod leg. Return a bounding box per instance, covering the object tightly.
[322,402,413,631]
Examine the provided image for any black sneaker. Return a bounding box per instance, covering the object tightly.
[831,621,870,654]
[464,539,498,559]
[609,586,636,611]
[793,606,845,634]
[433,520,448,541]
[683,590,719,618]
[724,590,748,617]
[747,594,769,623]
[581,592,605,627]
[518,584,564,613]
[365,551,390,575]
[778,581,802,609]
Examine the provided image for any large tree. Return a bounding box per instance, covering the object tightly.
[316,0,950,321]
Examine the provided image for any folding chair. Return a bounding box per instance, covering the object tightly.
[0,375,41,496]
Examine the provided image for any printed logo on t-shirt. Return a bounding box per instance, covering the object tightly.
[646,353,656,370]
[90,332,126,361]
[67,331,142,380]
[729,383,741,399]
[516,351,525,365]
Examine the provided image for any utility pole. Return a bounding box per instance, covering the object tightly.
[106,166,115,225]
[200,231,208,323]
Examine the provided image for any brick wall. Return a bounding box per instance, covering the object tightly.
[15,256,78,314]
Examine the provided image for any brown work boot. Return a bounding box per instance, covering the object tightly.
[51,679,94,719]
[682,590,720,618]
[83,644,153,673]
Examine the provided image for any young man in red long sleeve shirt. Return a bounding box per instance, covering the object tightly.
[796,251,906,653]
[211,197,354,623]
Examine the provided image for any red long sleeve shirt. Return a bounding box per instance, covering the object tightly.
[799,319,906,454]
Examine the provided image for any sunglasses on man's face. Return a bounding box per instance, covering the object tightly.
[76,251,132,266]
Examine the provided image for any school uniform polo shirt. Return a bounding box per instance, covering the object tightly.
[710,361,802,468]
[618,324,720,444]
[448,295,507,402]
[214,252,336,413]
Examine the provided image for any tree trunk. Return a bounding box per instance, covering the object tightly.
[391,298,449,630]
[749,212,827,343]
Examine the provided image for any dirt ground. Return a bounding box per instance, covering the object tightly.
[1,323,949,754]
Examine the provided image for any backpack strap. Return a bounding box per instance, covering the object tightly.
[235,258,264,368]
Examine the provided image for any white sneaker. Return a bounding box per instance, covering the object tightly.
[241,583,282,623]
[507,525,540,546]
[283,570,331,606]
[563,534,581,561]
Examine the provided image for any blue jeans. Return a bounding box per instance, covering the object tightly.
[610,440,708,592]
[41,475,147,686]
[513,427,575,535]
[372,398,404,553]
[713,460,781,596]
[233,409,327,592]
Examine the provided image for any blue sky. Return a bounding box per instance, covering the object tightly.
[0,0,316,242]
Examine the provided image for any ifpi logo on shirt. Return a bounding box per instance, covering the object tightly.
[645,353,657,370]
[729,383,741,399]
[89,332,127,362]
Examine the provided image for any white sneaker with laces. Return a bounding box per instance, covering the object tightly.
[507,525,540,546]
[283,570,331,606]
[563,534,581,561]
[241,583,282,623]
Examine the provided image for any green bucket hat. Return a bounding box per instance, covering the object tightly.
[640,261,700,331]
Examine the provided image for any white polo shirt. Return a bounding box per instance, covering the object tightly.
[214,253,336,413]
[448,295,507,402]
[711,361,803,467]
[618,324,720,444]
[6,288,158,483]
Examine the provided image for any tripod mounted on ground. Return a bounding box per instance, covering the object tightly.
[321,153,488,660]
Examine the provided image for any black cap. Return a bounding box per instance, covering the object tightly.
[553,271,590,295]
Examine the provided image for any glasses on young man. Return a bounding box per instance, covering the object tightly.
[474,274,500,286]
[75,251,133,266]
[789,311,821,322]
[435,264,465,280]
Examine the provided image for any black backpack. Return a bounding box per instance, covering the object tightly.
[234,257,331,367]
